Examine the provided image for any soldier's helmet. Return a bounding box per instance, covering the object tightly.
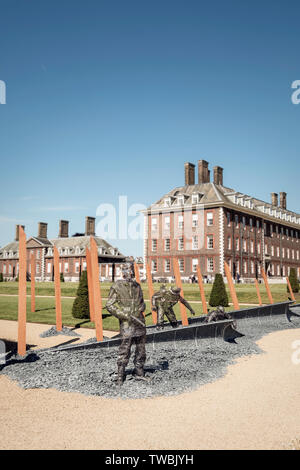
[121,262,134,280]
[170,286,181,294]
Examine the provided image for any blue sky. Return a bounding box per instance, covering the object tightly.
[0,0,299,256]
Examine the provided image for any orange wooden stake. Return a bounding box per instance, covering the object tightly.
[134,262,141,284]
[86,247,95,322]
[196,264,208,314]
[90,237,103,342]
[286,277,296,302]
[172,257,189,326]
[53,246,62,331]
[254,278,262,306]
[30,253,36,313]
[17,226,27,356]
[261,268,274,304]
[146,261,157,324]
[224,261,240,310]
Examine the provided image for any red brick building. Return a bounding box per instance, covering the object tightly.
[0,217,126,282]
[143,161,300,282]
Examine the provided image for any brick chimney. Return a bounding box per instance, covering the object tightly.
[85,216,95,236]
[198,160,210,184]
[38,222,48,239]
[184,162,195,185]
[59,220,69,238]
[271,193,278,207]
[279,192,287,210]
[15,224,25,241]
[213,166,223,186]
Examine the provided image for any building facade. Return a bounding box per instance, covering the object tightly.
[0,217,126,282]
[143,161,300,282]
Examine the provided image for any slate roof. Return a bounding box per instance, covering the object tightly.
[146,182,300,227]
[0,235,125,260]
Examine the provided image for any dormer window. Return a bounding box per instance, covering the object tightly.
[177,196,185,206]
[191,194,199,205]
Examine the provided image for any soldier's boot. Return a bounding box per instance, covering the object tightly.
[156,323,164,331]
[170,321,179,328]
[133,366,144,377]
[133,366,149,382]
[117,365,126,386]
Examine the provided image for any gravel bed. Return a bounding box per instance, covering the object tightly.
[1,308,300,400]
[39,326,81,338]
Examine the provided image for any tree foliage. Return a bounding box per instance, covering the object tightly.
[209,273,229,307]
[72,270,90,319]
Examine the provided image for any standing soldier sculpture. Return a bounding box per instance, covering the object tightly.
[151,285,196,329]
[106,263,147,386]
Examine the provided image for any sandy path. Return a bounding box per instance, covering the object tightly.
[1,327,300,450]
[0,319,117,350]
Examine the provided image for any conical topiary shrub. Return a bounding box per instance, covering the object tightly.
[209,273,229,307]
[0,273,3,282]
[287,268,299,293]
[60,273,65,283]
[72,270,90,319]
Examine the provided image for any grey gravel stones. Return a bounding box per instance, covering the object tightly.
[1,308,300,400]
[39,326,81,338]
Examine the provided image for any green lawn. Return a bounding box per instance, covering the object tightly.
[0,280,297,332]
[0,280,297,303]
[0,296,214,331]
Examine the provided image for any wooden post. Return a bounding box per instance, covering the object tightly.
[196,264,208,314]
[17,226,27,356]
[255,278,262,306]
[86,247,95,322]
[224,261,240,310]
[90,237,103,342]
[134,262,141,284]
[261,268,274,304]
[53,246,62,331]
[30,253,35,313]
[172,257,189,326]
[286,277,296,302]
[146,261,157,324]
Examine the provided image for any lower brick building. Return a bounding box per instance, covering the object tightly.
[143,160,300,282]
[0,217,126,282]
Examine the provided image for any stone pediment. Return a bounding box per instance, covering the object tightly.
[26,237,48,248]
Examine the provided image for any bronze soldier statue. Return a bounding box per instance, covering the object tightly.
[151,285,196,329]
[106,263,147,386]
[205,306,233,323]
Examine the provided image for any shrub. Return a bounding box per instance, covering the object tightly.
[287,268,299,293]
[72,270,90,319]
[60,273,65,283]
[0,273,3,282]
[209,273,229,307]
